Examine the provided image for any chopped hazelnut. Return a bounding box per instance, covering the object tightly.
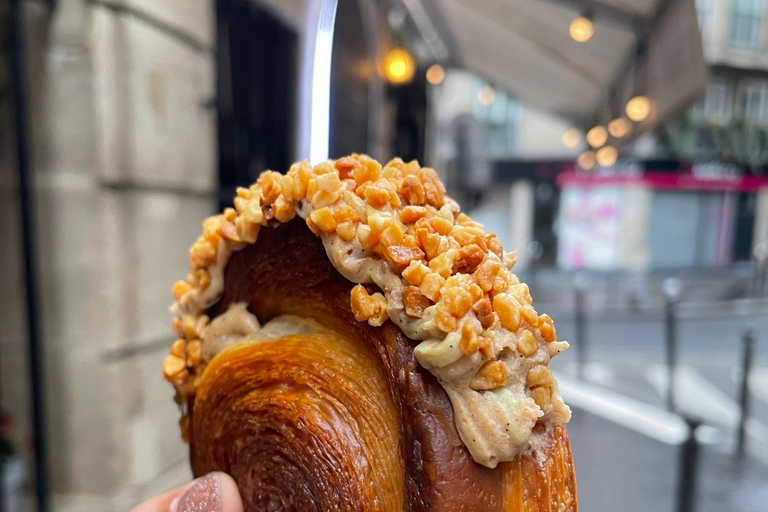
[493,293,521,331]
[403,286,431,318]
[538,314,557,342]
[402,260,430,286]
[472,298,495,329]
[518,330,538,357]
[470,360,507,391]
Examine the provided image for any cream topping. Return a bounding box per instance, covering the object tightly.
[164,156,571,469]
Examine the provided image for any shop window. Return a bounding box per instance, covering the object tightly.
[736,80,768,124]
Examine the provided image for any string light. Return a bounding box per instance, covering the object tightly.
[596,146,618,167]
[577,151,596,171]
[562,128,581,148]
[569,16,594,42]
[384,48,415,85]
[477,85,495,106]
[426,64,445,85]
[626,95,651,122]
[608,117,631,138]
[586,126,608,148]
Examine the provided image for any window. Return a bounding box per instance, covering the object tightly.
[736,81,768,124]
[696,0,709,31]
[696,79,733,123]
[474,85,521,155]
[730,0,765,49]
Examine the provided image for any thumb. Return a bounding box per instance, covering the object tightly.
[171,472,243,512]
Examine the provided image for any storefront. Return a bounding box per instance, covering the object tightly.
[557,170,768,270]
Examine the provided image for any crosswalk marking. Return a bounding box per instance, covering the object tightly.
[645,364,768,465]
[556,373,689,445]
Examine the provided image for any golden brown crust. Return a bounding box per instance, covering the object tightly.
[189,220,576,511]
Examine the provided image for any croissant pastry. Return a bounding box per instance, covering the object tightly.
[163,155,577,511]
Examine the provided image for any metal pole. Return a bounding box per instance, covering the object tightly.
[574,273,588,380]
[753,243,768,298]
[9,1,50,511]
[737,329,755,459]
[676,418,701,512]
[663,278,683,412]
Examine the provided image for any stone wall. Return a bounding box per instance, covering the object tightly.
[1,1,217,509]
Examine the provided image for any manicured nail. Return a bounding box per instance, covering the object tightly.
[174,473,222,512]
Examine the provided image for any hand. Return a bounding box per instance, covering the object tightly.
[131,472,243,512]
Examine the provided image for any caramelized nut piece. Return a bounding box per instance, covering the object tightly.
[400,175,426,205]
[472,298,495,329]
[531,386,552,411]
[336,221,357,242]
[474,258,500,292]
[170,339,185,358]
[186,340,202,366]
[403,286,431,318]
[400,205,429,224]
[460,322,479,354]
[518,330,538,357]
[454,244,485,274]
[493,293,521,331]
[163,354,186,379]
[521,304,538,325]
[420,272,445,302]
[428,249,457,278]
[443,287,472,318]
[470,360,507,391]
[434,304,458,332]
[402,260,430,286]
[478,336,493,360]
[309,207,337,232]
[172,280,192,300]
[526,365,554,388]
[385,245,425,266]
[538,314,557,342]
[509,283,532,305]
[350,285,389,326]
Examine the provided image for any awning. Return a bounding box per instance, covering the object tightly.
[422,0,707,137]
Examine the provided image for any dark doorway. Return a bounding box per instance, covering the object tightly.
[329,0,370,159]
[216,0,298,208]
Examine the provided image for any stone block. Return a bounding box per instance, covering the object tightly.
[91,6,216,192]
[101,0,214,48]
[101,189,215,347]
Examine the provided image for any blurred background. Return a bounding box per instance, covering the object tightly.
[1,0,768,510]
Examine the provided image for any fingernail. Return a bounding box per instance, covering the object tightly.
[173,473,222,512]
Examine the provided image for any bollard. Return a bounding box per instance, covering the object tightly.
[676,418,701,512]
[662,278,683,412]
[753,243,768,298]
[737,329,755,459]
[574,273,589,380]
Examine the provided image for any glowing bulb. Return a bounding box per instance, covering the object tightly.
[384,48,415,85]
[596,146,618,167]
[626,95,651,122]
[586,126,608,148]
[426,64,445,85]
[562,128,581,148]
[608,117,631,138]
[577,151,596,171]
[477,85,495,106]
[569,16,594,42]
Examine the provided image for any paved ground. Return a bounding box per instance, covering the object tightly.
[548,310,768,512]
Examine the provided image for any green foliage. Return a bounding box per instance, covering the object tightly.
[665,112,768,171]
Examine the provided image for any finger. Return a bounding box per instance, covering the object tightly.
[130,482,190,512]
[172,472,243,512]
[130,472,243,512]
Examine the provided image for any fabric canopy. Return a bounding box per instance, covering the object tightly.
[424,0,707,134]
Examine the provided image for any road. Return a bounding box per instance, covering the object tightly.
[546,312,768,512]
